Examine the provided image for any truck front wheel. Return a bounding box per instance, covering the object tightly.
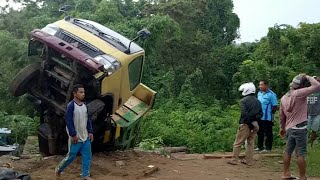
[9,63,40,97]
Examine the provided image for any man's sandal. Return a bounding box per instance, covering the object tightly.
[240,159,252,166]
[227,159,239,165]
[281,175,298,179]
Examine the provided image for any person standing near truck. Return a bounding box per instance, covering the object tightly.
[307,76,320,147]
[280,74,320,180]
[228,82,262,166]
[55,84,94,180]
[256,80,278,152]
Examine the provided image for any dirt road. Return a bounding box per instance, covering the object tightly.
[6,151,320,180]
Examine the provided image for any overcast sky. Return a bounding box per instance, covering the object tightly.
[233,0,320,42]
[0,0,22,10]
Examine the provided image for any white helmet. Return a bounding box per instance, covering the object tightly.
[238,82,256,96]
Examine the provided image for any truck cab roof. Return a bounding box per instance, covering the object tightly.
[63,18,144,55]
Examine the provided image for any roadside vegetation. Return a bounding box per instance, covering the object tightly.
[0,1,319,175]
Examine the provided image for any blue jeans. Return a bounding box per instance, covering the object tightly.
[56,139,92,178]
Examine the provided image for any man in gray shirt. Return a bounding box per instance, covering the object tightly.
[307,76,320,146]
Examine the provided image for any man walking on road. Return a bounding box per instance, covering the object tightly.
[256,80,278,152]
[55,84,94,180]
[280,74,320,180]
[228,82,262,166]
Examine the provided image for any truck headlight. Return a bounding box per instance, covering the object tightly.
[41,24,59,36]
[94,55,121,75]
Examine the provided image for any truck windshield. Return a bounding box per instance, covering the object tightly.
[0,134,9,145]
[72,19,128,51]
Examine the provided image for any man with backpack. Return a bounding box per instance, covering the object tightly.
[228,82,262,166]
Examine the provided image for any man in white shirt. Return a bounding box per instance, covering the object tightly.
[55,84,94,180]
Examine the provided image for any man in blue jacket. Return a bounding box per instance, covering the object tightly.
[256,80,278,152]
[55,84,94,180]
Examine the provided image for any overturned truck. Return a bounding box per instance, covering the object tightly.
[9,16,156,155]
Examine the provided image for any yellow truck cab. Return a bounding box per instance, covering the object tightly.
[9,16,156,155]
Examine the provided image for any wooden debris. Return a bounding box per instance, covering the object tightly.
[143,166,159,176]
[115,161,125,167]
[134,146,188,155]
[20,154,42,159]
[203,153,245,159]
[163,147,188,153]
[12,157,20,161]
[42,156,55,160]
[258,154,283,157]
[1,163,12,168]
[170,153,203,161]
[203,153,282,159]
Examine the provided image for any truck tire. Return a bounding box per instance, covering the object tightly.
[87,99,105,118]
[9,63,40,97]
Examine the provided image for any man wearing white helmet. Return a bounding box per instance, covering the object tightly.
[228,82,262,166]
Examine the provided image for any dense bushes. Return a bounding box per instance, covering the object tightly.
[0,0,318,153]
[139,101,285,153]
[0,111,38,145]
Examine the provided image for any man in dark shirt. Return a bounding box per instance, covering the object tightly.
[228,82,262,166]
[307,76,320,146]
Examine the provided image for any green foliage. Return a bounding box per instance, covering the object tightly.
[139,102,236,153]
[0,111,39,144]
[177,68,203,108]
[138,137,164,150]
[139,101,286,153]
[94,0,124,24]
[306,144,320,176]
[0,0,319,158]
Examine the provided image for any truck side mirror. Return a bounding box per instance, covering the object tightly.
[28,39,44,56]
[59,5,72,14]
[125,28,151,54]
[137,28,151,40]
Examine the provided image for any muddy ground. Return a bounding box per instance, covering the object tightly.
[1,150,318,180]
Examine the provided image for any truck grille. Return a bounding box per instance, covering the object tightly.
[56,30,102,57]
